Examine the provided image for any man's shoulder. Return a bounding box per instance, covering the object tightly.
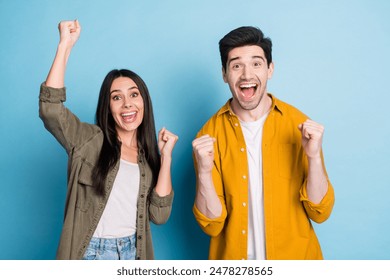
[196,101,229,136]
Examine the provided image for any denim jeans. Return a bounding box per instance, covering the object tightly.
[82,234,136,260]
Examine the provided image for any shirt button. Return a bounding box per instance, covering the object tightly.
[234,123,239,127]
[242,175,247,180]
[240,147,245,152]
[242,202,246,207]
[242,230,246,234]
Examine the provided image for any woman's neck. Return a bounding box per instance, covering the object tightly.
[118,130,138,163]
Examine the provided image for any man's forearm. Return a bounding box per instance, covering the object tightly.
[195,172,222,218]
[306,156,328,204]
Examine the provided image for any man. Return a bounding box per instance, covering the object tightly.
[192,26,335,260]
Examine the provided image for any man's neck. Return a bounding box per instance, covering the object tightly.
[232,94,272,122]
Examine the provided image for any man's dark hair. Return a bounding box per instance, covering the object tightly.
[219,26,272,71]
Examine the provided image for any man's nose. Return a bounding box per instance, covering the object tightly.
[241,66,252,80]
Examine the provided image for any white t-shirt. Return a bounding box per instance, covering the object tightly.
[240,113,268,260]
[93,159,140,238]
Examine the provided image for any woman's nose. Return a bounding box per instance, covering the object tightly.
[123,97,132,108]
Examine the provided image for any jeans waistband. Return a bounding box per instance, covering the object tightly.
[89,234,136,251]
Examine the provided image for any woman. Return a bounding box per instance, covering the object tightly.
[39,20,178,260]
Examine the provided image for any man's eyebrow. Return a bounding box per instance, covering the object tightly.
[227,56,240,66]
[228,55,266,65]
[253,55,266,61]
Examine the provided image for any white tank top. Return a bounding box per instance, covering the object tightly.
[93,159,140,238]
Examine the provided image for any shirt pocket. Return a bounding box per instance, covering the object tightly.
[278,143,298,179]
[76,161,95,212]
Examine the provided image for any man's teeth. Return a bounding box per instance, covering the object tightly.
[121,112,136,117]
[240,83,257,89]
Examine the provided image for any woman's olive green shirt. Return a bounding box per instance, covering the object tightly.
[39,84,173,260]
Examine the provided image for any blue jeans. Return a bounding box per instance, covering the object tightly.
[82,235,136,260]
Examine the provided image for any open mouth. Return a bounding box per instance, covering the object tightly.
[121,111,137,123]
[239,83,258,100]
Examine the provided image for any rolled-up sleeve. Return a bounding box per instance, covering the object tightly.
[300,179,335,223]
[39,83,66,103]
[193,201,227,237]
[149,189,174,225]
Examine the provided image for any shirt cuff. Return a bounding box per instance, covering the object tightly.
[39,82,66,103]
[300,179,334,213]
[150,189,174,207]
[193,203,227,228]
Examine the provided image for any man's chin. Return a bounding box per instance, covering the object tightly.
[238,99,261,111]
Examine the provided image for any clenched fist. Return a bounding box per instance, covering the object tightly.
[158,127,179,158]
[192,134,216,174]
[58,20,81,48]
[298,119,324,159]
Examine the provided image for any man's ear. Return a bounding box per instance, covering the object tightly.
[268,62,274,80]
[222,67,227,83]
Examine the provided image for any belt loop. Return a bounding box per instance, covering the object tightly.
[99,237,105,251]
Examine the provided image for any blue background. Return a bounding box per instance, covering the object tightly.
[0,0,389,260]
